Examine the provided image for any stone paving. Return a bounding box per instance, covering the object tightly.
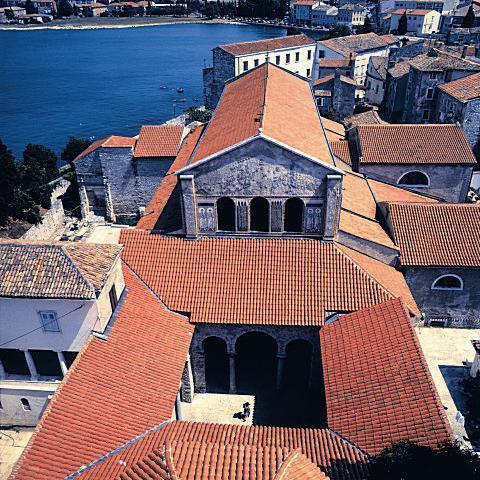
[415,325,480,448]
[0,428,33,480]
[181,393,256,425]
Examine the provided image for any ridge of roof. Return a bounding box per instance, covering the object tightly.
[437,71,480,102]
[74,136,136,162]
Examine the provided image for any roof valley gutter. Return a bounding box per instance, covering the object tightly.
[64,419,172,479]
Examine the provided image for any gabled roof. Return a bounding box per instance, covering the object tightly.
[0,241,122,299]
[134,125,184,158]
[330,140,352,166]
[386,203,480,267]
[11,266,194,480]
[136,124,206,231]
[391,8,436,14]
[344,109,387,128]
[218,34,315,56]
[408,50,480,72]
[319,33,398,57]
[367,177,439,204]
[321,299,452,456]
[120,231,419,323]
[74,135,136,161]
[184,63,337,170]
[318,58,351,68]
[353,124,477,165]
[78,422,369,480]
[437,71,480,103]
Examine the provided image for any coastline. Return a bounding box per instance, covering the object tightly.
[0,16,245,31]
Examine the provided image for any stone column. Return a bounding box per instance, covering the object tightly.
[276,354,287,390]
[270,200,283,233]
[22,350,38,381]
[181,356,195,403]
[175,391,183,420]
[323,174,343,240]
[57,351,68,376]
[103,178,116,223]
[78,182,90,219]
[228,352,237,394]
[0,359,6,380]
[180,175,198,238]
[236,200,249,232]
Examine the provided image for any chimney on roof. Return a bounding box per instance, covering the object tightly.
[461,44,476,58]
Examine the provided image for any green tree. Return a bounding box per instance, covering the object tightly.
[362,15,373,33]
[371,441,480,480]
[397,11,408,35]
[5,7,15,20]
[57,0,74,16]
[462,375,480,440]
[73,3,79,15]
[330,24,351,38]
[186,107,213,123]
[0,140,21,226]
[25,0,37,14]
[462,5,476,28]
[20,144,58,210]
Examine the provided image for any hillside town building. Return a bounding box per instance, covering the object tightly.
[202,34,316,109]
[0,242,123,426]
[388,8,441,34]
[365,56,388,105]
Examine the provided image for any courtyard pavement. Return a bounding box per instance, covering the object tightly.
[181,393,256,425]
[415,325,480,448]
[0,428,33,480]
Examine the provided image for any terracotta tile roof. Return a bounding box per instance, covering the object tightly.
[370,56,388,79]
[11,266,194,480]
[295,0,318,5]
[74,136,136,161]
[344,109,387,128]
[134,125,184,158]
[341,172,377,218]
[392,8,434,14]
[354,124,477,165]
[0,241,122,299]
[409,51,480,72]
[79,422,370,480]
[318,58,351,68]
[218,34,315,56]
[117,441,328,480]
[387,203,480,266]
[339,209,397,250]
[320,117,345,143]
[136,124,206,231]
[336,245,419,316]
[367,178,439,204]
[388,59,411,78]
[331,140,352,166]
[321,299,452,456]
[188,63,335,168]
[319,33,398,57]
[437,72,480,102]
[120,231,419,323]
[314,74,335,86]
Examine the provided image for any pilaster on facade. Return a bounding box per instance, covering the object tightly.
[78,183,90,219]
[103,176,116,223]
[323,174,343,240]
[180,175,198,238]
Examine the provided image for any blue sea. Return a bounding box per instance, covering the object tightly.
[0,23,286,159]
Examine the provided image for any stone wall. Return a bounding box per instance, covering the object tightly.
[358,163,473,203]
[203,48,235,109]
[404,267,480,327]
[190,323,323,394]
[22,180,69,241]
[332,76,356,120]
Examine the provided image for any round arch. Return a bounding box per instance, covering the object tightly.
[203,336,229,393]
[250,197,270,232]
[397,171,430,187]
[217,197,236,232]
[431,274,463,291]
[284,339,313,391]
[284,198,304,233]
[235,332,277,392]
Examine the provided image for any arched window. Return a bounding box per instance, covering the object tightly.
[431,274,463,291]
[284,198,304,233]
[21,398,31,411]
[217,197,235,232]
[250,197,270,232]
[397,171,430,187]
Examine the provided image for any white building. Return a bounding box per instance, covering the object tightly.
[393,0,460,13]
[293,0,320,25]
[336,3,368,26]
[365,56,388,105]
[389,8,441,34]
[311,2,338,26]
[0,241,124,426]
[314,32,400,85]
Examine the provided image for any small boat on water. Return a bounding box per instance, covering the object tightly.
[160,85,168,90]
[177,87,184,93]
[193,98,199,102]
[176,98,187,103]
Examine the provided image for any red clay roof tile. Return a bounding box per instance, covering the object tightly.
[74,136,136,161]
[437,71,480,103]
[321,299,452,455]
[12,266,193,480]
[134,125,184,158]
[120,231,419,323]
[387,202,480,266]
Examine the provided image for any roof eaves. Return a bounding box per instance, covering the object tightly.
[61,246,98,298]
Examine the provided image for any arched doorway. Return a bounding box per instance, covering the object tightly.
[284,340,312,391]
[250,197,270,232]
[284,198,304,233]
[236,332,277,392]
[217,197,235,231]
[203,337,229,393]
